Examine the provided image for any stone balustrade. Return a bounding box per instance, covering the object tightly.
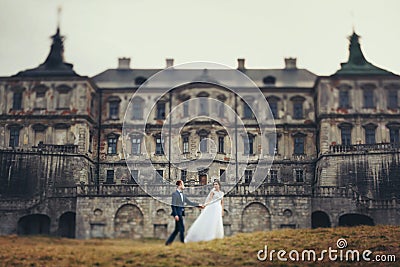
[329,143,400,154]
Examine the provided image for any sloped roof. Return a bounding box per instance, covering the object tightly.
[92,67,317,89]
[333,32,396,76]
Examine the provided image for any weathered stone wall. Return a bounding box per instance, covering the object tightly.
[316,152,400,199]
[75,194,311,239]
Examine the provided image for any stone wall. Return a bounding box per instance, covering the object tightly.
[75,194,311,239]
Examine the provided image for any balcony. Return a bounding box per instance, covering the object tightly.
[227,183,312,196]
[328,143,400,154]
[33,143,78,153]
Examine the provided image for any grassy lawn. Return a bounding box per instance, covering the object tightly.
[0,225,398,266]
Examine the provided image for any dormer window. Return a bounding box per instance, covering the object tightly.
[135,76,147,85]
[263,76,276,85]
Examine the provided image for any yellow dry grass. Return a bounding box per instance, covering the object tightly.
[0,225,399,267]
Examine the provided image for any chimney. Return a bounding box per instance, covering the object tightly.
[118,57,131,69]
[284,58,297,69]
[166,58,174,68]
[237,58,245,70]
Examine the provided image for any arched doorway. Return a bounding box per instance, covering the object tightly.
[312,211,331,228]
[58,212,76,238]
[114,204,144,239]
[339,214,374,226]
[17,214,50,235]
[242,202,271,232]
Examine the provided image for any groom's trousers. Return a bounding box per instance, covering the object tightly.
[166,216,185,244]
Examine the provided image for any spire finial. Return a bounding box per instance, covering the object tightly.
[350,10,355,33]
[57,6,62,30]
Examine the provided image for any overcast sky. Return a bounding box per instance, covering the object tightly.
[0,0,399,77]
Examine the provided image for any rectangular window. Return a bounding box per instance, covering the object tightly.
[131,137,141,155]
[295,169,304,183]
[181,170,187,182]
[34,129,45,146]
[244,170,252,184]
[156,102,166,119]
[183,136,189,153]
[89,133,93,153]
[199,135,208,153]
[155,136,164,155]
[218,136,224,153]
[132,102,143,119]
[363,90,374,108]
[219,104,224,118]
[13,92,22,110]
[390,128,399,144]
[268,136,278,155]
[106,170,114,184]
[341,128,352,146]
[107,136,117,154]
[269,101,278,119]
[244,135,254,155]
[293,102,303,119]
[109,101,119,119]
[199,98,208,115]
[243,102,254,119]
[270,170,278,183]
[90,96,95,115]
[388,90,398,109]
[130,170,138,184]
[220,169,226,182]
[156,169,163,180]
[365,128,376,144]
[294,136,304,155]
[339,90,350,108]
[35,91,46,109]
[183,101,189,117]
[9,128,20,147]
[58,92,70,109]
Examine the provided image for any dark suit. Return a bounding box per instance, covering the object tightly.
[166,189,199,244]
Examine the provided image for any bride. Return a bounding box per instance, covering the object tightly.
[185,180,224,242]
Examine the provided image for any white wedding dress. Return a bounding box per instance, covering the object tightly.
[185,189,224,242]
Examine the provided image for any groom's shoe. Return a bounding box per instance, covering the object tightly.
[165,242,171,246]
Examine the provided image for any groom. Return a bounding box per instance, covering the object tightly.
[165,180,204,245]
